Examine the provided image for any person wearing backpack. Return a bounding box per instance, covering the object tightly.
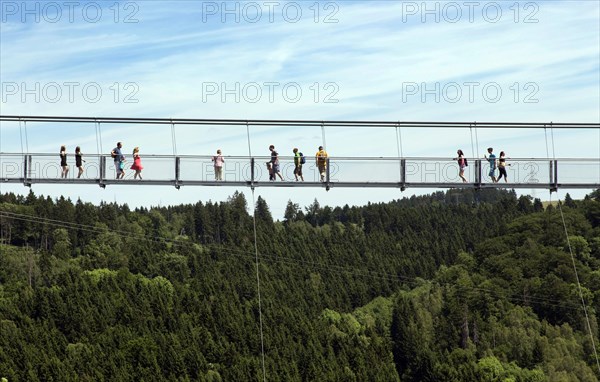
[315,145,328,182]
[293,148,304,182]
[454,149,468,183]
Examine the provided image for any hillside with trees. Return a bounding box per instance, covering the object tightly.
[1,189,599,381]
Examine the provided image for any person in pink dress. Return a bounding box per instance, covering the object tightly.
[130,147,144,179]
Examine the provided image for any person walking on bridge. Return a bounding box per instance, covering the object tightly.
[454,149,468,183]
[130,147,144,180]
[212,149,224,181]
[484,147,497,183]
[315,145,328,182]
[111,142,125,179]
[269,145,284,181]
[60,145,69,179]
[293,148,304,182]
[75,146,85,179]
[497,151,510,183]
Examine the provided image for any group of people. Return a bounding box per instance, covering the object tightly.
[59,142,144,180]
[60,145,86,179]
[264,145,329,182]
[455,147,510,183]
[111,142,144,180]
[61,142,329,182]
[211,145,329,182]
[61,143,509,184]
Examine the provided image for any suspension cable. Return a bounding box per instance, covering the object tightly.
[544,125,550,159]
[171,121,177,156]
[18,119,25,155]
[246,121,252,158]
[395,122,404,158]
[94,122,100,169]
[546,122,600,374]
[321,121,327,151]
[395,123,403,183]
[473,121,480,155]
[250,187,266,382]
[469,124,475,160]
[95,121,101,155]
[557,200,600,374]
[23,120,29,154]
[245,120,266,381]
[550,122,556,159]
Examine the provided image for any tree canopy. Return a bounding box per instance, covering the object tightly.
[1,188,599,381]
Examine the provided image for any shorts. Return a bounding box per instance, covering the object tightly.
[273,164,280,173]
[294,165,302,176]
[489,168,496,177]
[318,163,326,174]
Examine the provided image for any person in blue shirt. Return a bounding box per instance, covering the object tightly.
[111,142,125,179]
[484,147,497,183]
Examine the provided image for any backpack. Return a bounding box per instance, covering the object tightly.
[299,152,306,164]
[464,158,468,166]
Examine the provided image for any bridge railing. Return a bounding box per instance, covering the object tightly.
[1,153,598,190]
[325,157,598,188]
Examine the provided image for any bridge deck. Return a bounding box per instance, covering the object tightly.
[1,154,598,191]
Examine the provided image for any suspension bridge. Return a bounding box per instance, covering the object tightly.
[1,115,599,191]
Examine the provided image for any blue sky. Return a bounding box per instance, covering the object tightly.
[1,0,599,217]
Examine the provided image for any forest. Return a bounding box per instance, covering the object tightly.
[0,188,599,381]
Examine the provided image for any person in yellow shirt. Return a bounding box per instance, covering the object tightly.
[315,145,328,182]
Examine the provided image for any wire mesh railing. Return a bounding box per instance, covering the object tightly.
[1,153,598,190]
